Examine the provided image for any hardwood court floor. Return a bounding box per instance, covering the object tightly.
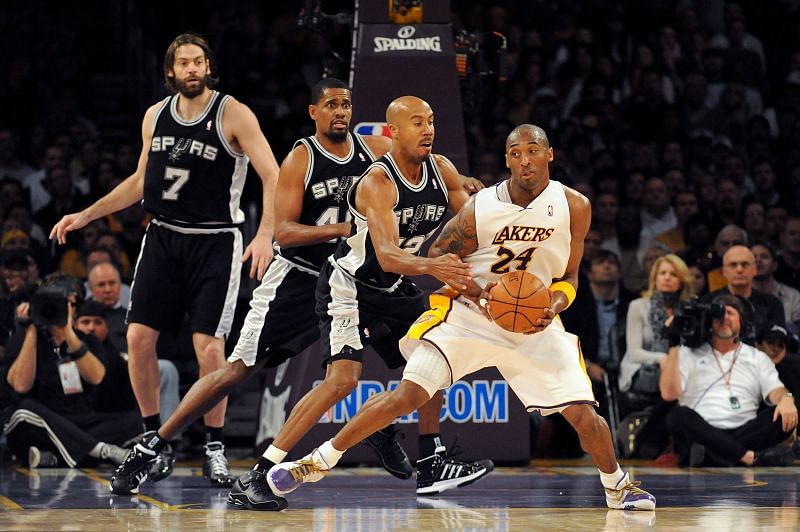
[1,461,798,530]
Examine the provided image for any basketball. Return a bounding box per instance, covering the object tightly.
[487,270,551,333]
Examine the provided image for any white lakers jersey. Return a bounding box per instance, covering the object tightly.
[468,179,571,288]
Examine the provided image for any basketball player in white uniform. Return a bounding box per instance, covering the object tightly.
[269,124,657,511]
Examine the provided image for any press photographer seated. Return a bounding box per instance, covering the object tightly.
[0,273,140,468]
[660,292,798,467]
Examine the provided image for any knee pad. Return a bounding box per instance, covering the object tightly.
[402,342,450,398]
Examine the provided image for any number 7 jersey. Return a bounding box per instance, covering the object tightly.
[143,91,248,227]
[468,180,572,289]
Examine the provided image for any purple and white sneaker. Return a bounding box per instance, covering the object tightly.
[266,448,331,496]
[605,472,656,510]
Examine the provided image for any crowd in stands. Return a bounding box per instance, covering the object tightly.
[2,0,800,466]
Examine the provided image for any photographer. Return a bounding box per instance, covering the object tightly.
[660,292,797,467]
[1,273,140,468]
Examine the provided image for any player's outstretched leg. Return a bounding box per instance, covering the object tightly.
[562,404,655,510]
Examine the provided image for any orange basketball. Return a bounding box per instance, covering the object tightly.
[488,270,551,333]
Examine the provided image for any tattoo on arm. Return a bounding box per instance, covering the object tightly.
[433,211,477,257]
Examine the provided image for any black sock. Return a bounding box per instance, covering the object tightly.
[143,414,161,433]
[419,433,444,458]
[206,426,224,444]
[253,457,276,472]
[141,431,167,453]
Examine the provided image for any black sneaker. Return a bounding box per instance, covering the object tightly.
[364,425,413,480]
[227,470,288,511]
[110,443,157,494]
[148,442,175,482]
[416,453,494,495]
[204,441,235,487]
[754,444,795,466]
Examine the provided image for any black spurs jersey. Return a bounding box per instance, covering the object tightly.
[332,153,449,289]
[143,91,248,227]
[278,133,376,271]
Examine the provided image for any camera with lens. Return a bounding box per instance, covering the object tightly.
[29,285,70,328]
[672,297,726,348]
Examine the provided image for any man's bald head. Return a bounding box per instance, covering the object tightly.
[506,124,550,152]
[386,96,432,124]
[88,262,121,307]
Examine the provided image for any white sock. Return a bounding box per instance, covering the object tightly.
[88,442,105,459]
[264,445,288,464]
[317,440,345,469]
[599,465,625,489]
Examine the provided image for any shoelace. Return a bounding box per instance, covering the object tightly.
[248,471,275,496]
[206,447,230,477]
[608,479,645,497]
[287,458,322,481]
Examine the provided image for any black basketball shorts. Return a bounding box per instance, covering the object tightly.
[228,256,320,368]
[315,260,428,370]
[127,220,242,337]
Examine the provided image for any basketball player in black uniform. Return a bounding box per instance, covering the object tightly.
[233,95,493,511]
[50,33,280,492]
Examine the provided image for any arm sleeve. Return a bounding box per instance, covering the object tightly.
[625,298,668,365]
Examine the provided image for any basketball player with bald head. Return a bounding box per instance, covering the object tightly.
[233,95,492,511]
[270,124,657,511]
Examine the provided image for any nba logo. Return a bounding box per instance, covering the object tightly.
[206,120,213,131]
[548,204,553,216]
[354,122,392,138]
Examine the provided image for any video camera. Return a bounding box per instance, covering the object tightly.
[672,297,726,348]
[29,285,70,328]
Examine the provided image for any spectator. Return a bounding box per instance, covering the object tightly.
[706,224,749,292]
[640,177,677,246]
[741,201,766,243]
[0,273,140,468]
[661,293,796,467]
[655,190,699,253]
[758,325,800,401]
[0,127,35,183]
[775,217,800,290]
[708,245,785,345]
[562,249,636,396]
[751,241,800,330]
[619,254,695,393]
[86,262,129,352]
[764,205,788,246]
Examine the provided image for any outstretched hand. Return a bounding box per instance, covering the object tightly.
[242,236,274,280]
[429,253,471,291]
[50,212,91,245]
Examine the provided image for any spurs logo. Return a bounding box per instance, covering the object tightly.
[333,176,352,202]
[407,205,426,234]
[168,138,191,163]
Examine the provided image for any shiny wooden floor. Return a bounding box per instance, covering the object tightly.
[1,462,798,530]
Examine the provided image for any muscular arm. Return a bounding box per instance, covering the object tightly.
[50,104,157,243]
[428,196,484,298]
[273,144,351,248]
[6,326,38,394]
[659,345,683,401]
[550,186,591,315]
[433,154,471,215]
[355,168,471,288]
[226,99,281,279]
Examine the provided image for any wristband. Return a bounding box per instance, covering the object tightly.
[67,341,89,360]
[550,281,576,309]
